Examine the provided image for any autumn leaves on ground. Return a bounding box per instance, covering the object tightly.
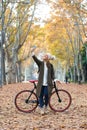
[0,82,87,130]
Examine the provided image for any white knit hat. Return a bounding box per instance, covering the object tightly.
[45,53,56,60]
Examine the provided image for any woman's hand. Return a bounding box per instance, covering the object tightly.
[31,45,37,53]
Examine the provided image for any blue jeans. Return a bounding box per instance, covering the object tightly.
[39,86,48,108]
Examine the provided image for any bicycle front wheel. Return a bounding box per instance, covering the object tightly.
[15,90,38,113]
[49,89,72,112]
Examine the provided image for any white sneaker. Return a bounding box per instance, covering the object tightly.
[40,107,45,115]
[44,106,49,114]
[36,106,40,113]
[36,106,45,115]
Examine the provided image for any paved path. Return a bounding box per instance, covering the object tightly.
[0,82,87,130]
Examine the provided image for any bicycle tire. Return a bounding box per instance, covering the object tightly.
[15,90,38,113]
[49,89,72,112]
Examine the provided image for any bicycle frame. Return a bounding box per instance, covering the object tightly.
[30,81,61,103]
[30,80,60,96]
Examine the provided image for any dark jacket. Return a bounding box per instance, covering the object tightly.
[32,55,55,98]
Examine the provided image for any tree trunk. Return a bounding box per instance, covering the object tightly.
[16,61,22,82]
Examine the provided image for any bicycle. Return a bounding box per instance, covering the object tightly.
[14,80,72,113]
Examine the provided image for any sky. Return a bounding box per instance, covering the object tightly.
[34,0,87,26]
[34,0,51,26]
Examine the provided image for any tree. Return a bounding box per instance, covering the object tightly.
[45,0,87,83]
[1,0,38,84]
[81,41,87,81]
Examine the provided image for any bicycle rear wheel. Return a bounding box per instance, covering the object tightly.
[15,90,38,113]
[49,89,72,112]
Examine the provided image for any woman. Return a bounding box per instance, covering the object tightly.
[32,51,55,114]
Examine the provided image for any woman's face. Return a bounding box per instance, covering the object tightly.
[42,54,49,61]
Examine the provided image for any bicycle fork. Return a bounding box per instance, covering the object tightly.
[54,82,62,103]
